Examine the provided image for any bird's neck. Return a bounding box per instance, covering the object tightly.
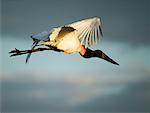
[80,45,87,56]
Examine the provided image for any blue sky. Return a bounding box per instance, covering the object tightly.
[1,0,150,112]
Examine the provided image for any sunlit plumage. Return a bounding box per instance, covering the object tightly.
[9,17,119,65]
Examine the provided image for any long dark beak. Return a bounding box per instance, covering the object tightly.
[81,48,119,65]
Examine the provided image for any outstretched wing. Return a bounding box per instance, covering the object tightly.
[26,30,51,63]
[68,17,103,48]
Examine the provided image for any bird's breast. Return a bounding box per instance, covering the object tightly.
[53,31,81,54]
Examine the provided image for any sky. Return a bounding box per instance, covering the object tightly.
[1,0,150,112]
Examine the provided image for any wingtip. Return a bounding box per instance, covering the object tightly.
[25,58,29,64]
[25,57,29,64]
[25,61,28,64]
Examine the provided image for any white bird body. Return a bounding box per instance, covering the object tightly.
[46,28,81,54]
[56,31,81,54]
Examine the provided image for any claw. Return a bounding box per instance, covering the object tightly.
[10,53,18,57]
[9,48,20,53]
[15,48,21,53]
[9,48,25,57]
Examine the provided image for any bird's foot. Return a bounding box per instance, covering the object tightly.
[9,48,29,57]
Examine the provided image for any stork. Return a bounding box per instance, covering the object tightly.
[9,17,119,65]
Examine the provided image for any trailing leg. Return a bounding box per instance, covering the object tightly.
[9,48,53,57]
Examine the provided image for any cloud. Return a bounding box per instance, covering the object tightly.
[73,81,150,112]
[1,59,150,112]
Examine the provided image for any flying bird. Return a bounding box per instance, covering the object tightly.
[9,17,119,65]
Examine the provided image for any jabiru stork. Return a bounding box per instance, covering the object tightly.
[9,17,119,65]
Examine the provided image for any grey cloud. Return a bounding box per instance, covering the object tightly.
[1,0,150,46]
[1,74,70,112]
[1,64,150,112]
[73,81,150,112]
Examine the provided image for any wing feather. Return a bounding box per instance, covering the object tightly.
[85,29,91,48]
[80,26,90,45]
[91,26,95,46]
[88,29,93,47]
[97,25,100,42]
[94,27,98,44]
[90,27,95,47]
[68,17,102,47]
